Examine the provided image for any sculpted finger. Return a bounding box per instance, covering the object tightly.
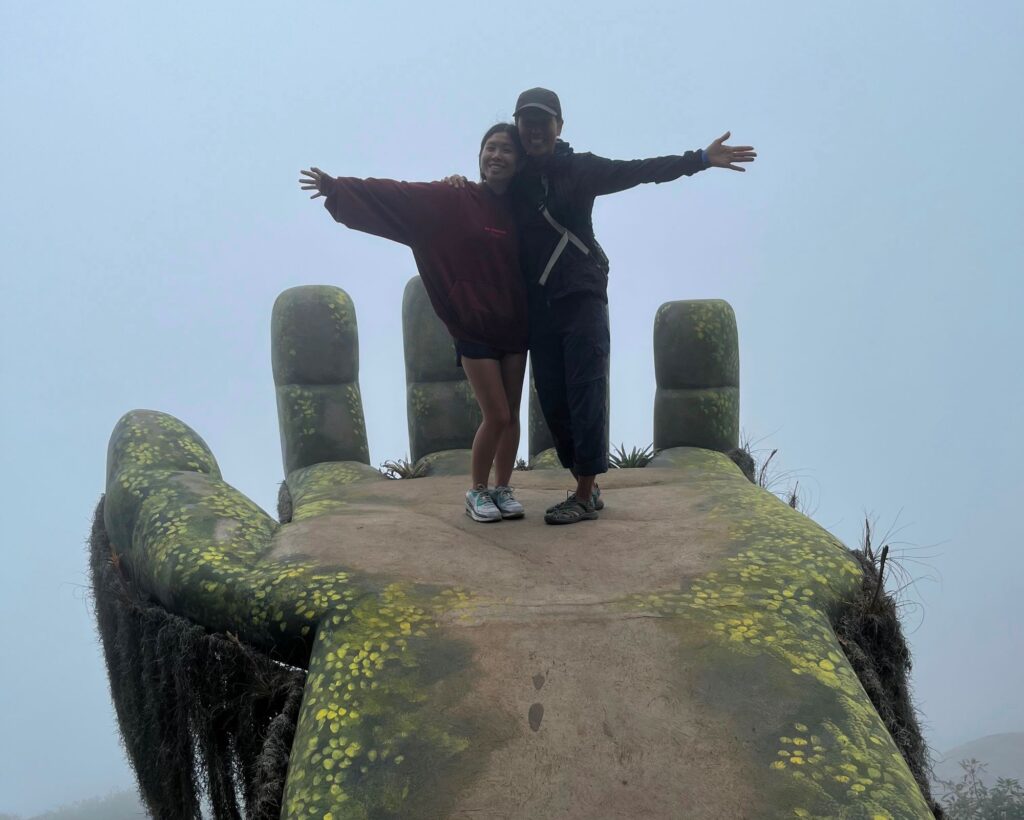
[272,286,376,484]
[402,276,478,476]
[651,300,739,458]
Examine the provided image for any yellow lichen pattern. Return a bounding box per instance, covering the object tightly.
[530,447,563,470]
[654,300,739,380]
[283,585,479,818]
[288,462,385,521]
[106,410,489,818]
[326,289,356,335]
[622,448,931,818]
[409,386,431,418]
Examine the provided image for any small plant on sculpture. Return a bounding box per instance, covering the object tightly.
[609,443,655,468]
[379,457,428,480]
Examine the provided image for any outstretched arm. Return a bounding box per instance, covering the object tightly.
[583,132,756,197]
[298,167,449,245]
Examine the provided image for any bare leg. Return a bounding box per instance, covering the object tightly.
[568,467,600,505]
[493,353,527,487]
[575,473,596,503]
[461,358,511,488]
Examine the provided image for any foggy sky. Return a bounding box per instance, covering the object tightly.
[2,1,1021,815]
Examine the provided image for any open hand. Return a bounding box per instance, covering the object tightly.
[299,167,334,198]
[704,132,756,172]
[95,286,929,819]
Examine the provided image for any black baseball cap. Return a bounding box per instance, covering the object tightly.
[514,88,562,120]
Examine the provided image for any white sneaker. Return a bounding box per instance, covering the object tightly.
[465,488,501,522]
[491,485,525,519]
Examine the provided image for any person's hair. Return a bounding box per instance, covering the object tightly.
[478,123,522,180]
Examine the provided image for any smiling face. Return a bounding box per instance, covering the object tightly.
[479,130,520,185]
[516,110,562,158]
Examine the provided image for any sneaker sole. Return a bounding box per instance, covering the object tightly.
[499,510,525,520]
[465,506,501,523]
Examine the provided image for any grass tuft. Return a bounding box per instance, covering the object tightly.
[379,456,428,480]
[609,443,655,468]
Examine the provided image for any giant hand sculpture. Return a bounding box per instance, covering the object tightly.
[95,281,935,819]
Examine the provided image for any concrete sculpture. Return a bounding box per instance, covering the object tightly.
[92,282,935,818]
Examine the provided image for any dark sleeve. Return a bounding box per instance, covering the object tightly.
[577,151,707,198]
[321,177,450,246]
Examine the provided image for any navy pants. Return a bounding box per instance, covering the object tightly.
[530,295,610,476]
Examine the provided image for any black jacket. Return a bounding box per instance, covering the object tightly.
[511,140,707,304]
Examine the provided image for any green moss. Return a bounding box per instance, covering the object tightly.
[653,300,739,389]
[106,409,512,817]
[653,387,740,451]
[413,449,473,478]
[529,447,563,470]
[276,385,371,473]
[283,586,510,818]
[287,462,386,521]
[621,450,931,818]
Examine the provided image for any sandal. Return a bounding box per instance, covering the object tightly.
[543,494,598,525]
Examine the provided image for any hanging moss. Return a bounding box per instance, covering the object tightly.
[832,549,944,818]
[89,496,305,819]
[277,481,293,524]
[726,446,756,483]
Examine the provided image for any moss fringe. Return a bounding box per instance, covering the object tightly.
[833,549,944,818]
[89,496,305,819]
[277,481,293,524]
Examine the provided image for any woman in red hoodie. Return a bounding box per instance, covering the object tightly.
[299,124,527,523]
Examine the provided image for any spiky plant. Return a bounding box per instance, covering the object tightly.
[609,443,655,469]
[379,457,428,480]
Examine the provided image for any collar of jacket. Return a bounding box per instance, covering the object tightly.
[526,139,574,174]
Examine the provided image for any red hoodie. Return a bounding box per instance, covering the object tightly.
[322,177,527,352]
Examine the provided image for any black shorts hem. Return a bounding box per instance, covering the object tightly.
[455,339,525,368]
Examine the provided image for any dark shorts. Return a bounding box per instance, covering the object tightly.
[454,339,523,368]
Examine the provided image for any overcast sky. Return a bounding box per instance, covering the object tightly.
[2,1,1021,815]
